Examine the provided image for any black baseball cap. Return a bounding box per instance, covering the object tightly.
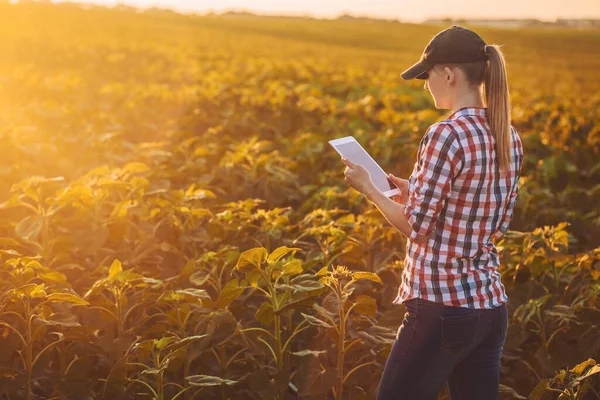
[401,25,489,80]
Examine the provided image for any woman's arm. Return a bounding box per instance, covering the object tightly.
[341,122,461,245]
[340,155,415,240]
[365,188,413,239]
[363,123,462,246]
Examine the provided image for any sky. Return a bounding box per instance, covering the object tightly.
[50,0,600,22]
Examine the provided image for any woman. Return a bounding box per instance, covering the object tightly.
[341,25,523,400]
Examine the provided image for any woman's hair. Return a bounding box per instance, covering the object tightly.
[438,45,512,176]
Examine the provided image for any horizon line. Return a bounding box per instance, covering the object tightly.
[37,0,600,24]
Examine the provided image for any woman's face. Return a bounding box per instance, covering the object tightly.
[423,65,452,109]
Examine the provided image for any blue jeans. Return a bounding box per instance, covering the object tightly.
[376,297,508,400]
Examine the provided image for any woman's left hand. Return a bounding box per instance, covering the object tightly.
[341,156,378,198]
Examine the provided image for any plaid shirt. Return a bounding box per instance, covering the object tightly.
[393,107,523,309]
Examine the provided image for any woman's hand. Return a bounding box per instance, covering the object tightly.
[340,156,378,198]
[388,173,409,204]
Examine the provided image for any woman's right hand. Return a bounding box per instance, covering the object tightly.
[388,173,409,204]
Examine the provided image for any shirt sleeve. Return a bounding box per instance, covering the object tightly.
[491,181,519,240]
[403,122,463,244]
[492,129,524,240]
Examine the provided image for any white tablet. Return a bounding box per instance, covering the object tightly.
[329,136,401,198]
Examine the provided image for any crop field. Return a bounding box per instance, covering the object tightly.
[0,2,598,399]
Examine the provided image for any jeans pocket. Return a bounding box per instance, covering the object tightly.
[440,313,479,357]
[395,299,418,343]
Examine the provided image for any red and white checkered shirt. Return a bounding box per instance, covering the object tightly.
[393,106,523,309]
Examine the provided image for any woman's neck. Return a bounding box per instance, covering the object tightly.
[450,88,486,113]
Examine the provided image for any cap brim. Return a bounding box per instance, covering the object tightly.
[401,60,432,80]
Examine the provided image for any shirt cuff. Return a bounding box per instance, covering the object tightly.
[491,228,504,240]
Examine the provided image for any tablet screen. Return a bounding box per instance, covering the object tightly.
[334,141,397,193]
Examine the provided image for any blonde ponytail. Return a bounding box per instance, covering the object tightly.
[484,45,512,177]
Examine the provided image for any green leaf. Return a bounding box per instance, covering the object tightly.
[132,339,154,360]
[314,266,328,277]
[528,379,549,400]
[301,312,333,328]
[25,259,43,270]
[0,193,22,209]
[189,270,211,287]
[255,302,274,326]
[352,271,381,283]
[121,162,149,175]
[10,283,37,298]
[570,358,596,376]
[295,365,336,397]
[0,248,22,257]
[216,278,244,308]
[39,271,68,284]
[186,375,237,387]
[155,336,177,350]
[0,238,24,248]
[353,295,377,317]
[244,269,262,288]
[281,260,303,277]
[335,214,355,226]
[498,384,527,399]
[555,369,567,384]
[275,296,319,315]
[235,248,267,272]
[119,269,145,283]
[575,365,600,382]
[545,305,577,319]
[267,246,301,265]
[321,292,341,314]
[108,259,123,281]
[0,366,22,378]
[30,283,46,298]
[47,293,89,306]
[163,335,209,353]
[41,312,82,327]
[291,349,327,357]
[15,215,44,242]
[275,282,325,293]
[141,367,165,375]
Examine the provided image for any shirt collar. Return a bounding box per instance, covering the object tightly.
[448,107,487,120]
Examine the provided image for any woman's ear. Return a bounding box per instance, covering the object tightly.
[444,66,455,85]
